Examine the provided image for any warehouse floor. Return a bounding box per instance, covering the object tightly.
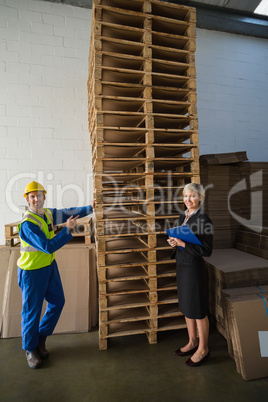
[1,326,268,402]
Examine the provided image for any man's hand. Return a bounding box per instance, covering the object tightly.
[92,199,96,209]
[66,215,79,231]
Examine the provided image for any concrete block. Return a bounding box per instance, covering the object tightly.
[20,31,42,44]
[64,37,85,49]
[39,159,63,170]
[74,7,91,20]
[0,16,5,28]
[7,104,30,118]
[54,26,76,38]
[8,0,29,9]
[75,150,91,161]
[0,148,7,159]
[32,128,53,138]
[53,129,77,139]
[17,116,39,128]
[7,17,30,32]
[0,116,17,127]
[1,158,18,170]
[1,6,18,19]
[19,49,41,65]
[0,71,19,84]
[28,0,52,13]
[52,3,75,17]
[43,13,65,27]
[54,149,75,161]
[16,94,38,107]
[42,72,64,88]
[30,85,53,97]
[55,46,76,58]
[19,72,42,86]
[7,127,30,138]
[0,26,19,41]
[77,27,91,40]
[0,104,6,115]
[39,117,62,129]
[62,159,84,171]
[41,139,62,150]
[63,139,84,150]
[17,159,46,171]
[31,21,53,36]
[65,17,89,29]
[19,10,42,23]
[41,35,63,47]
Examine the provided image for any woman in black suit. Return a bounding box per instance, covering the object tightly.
[168,183,213,367]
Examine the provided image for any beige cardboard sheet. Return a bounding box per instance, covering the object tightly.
[0,244,97,338]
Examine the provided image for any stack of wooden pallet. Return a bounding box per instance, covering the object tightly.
[4,217,92,247]
[88,0,200,349]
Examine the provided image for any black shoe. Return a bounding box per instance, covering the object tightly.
[185,351,210,367]
[174,346,198,357]
[26,349,42,369]
[38,341,49,358]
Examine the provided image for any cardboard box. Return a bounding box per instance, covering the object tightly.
[204,249,268,338]
[204,249,268,288]
[0,243,97,339]
[0,246,14,336]
[222,288,268,380]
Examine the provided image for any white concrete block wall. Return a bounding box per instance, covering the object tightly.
[0,1,268,244]
[196,28,268,159]
[0,0,93,244]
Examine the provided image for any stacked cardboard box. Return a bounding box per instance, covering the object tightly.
[0,244,97,338]
[88,0,200,349]
[221,286,268,381]
[201,164,241,248]
[200,152,247,249]
[204,249,268,338]
[236,226,268,260]
[200,157,268,251]
[239,162,268,228]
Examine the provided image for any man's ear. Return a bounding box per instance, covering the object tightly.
[43,194,46,202]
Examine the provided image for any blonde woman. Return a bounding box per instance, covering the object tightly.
[168,183,213,367]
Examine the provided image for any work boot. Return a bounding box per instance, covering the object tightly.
[26,349,42,369]
[38,340,49,358]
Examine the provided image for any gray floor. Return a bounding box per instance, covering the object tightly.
[1,326,267,402]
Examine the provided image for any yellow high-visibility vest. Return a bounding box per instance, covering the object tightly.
[17,209,55,270]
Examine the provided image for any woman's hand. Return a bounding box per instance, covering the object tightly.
[167,237,185,248]
[66,215,79,230]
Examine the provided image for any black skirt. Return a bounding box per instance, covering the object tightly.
[176,257,208,320]
[171,209,213,320]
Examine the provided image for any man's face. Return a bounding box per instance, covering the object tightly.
[26,191,45,213]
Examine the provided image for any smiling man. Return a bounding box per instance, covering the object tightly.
[17,181,95,369]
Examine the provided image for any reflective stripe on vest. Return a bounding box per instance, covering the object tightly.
[17,209,55,270]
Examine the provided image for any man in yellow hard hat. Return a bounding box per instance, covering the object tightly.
[17,181,95,369]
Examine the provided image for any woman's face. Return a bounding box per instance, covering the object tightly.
[183,190,201,212]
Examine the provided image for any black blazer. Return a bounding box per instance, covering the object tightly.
[171,209,213,264]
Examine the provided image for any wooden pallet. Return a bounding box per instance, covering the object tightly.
[89,0,199,350]
[55,217,93,244]
[4,217,93,247]
[4,222,20,247]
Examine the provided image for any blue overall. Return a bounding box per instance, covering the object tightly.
[18,206,93,351]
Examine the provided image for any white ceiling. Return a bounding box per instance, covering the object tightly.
[191,0,262,13]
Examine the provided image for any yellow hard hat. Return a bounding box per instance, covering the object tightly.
[24,181,47,198]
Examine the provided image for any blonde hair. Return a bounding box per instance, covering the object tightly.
[183,183,205,203]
